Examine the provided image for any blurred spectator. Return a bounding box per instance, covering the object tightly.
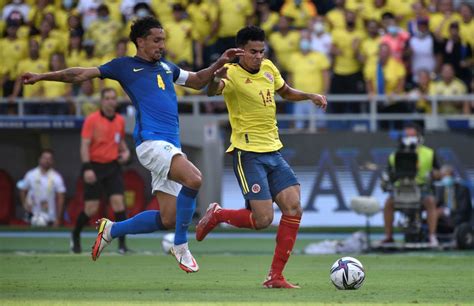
[408,69,433,113]
[380,12,410,61]
[85,4,122,57]
[33,18,64,61]
[361,0,391,23]
[101,38,129,98]
[358,19,381,66]
[408,18,436,82]
[9,39,47,105]
[2,0,30,22]
[0,14,28,99]
[42,53,73,114]
[76,79,99,116]
[28,0,55,30]
[429,63,469,114]
[364,42,406,97]
[67,13,84,38]
[66,30,86,68]
[288,29,330,129]
[309,16,332,59]
[4,9,29,39]
[187,0,218,68]
[435,164,472,234]
[329,10,365,112]
[17,149,66,227]
[121,0,151,21]
[268,15,301,75]
[255,0,279,35]
[214,0,253,56]
[435,21,472,88]
[163,4,193,65]
[430,0,462,41]
[407,0,430,36]
[121,3,155,40]
[459,3,474,50]
[77,0,101,29]
[325,0,346,32]
[279,0,317,29]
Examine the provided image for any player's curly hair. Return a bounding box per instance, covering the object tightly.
[235,26,265,47]
[129,16,163,47]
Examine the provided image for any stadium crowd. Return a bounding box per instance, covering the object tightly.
[0,0,473,116]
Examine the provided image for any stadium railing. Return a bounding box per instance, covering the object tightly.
[1,94,473,132]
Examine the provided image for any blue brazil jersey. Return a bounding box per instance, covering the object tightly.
[98,56,185,147]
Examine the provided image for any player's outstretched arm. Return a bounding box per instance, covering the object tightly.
[277,84,327,111]
[206,66,227,96]
[184,48,244,89]
[22,67,101,85]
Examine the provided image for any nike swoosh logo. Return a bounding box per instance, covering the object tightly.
[133,68,144,72]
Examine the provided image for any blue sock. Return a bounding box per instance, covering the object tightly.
[110,210,165,238]
[174,186,198,245]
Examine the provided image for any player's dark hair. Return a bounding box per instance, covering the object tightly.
[235,26,265,48]
[100,87,117,99]
[129,16,163,47]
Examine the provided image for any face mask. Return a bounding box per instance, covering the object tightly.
[136,9,149,18]
[313,22,324,34]
[294,0,302,6]
[441,176,454,187]
[387,25,399,35]
[300,39,311,52]
[401,136,418,147]
[63,0,74,9]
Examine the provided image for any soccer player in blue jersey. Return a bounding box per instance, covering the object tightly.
[22,17,243,273]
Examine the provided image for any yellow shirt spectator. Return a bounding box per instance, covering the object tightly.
[164,19,194,64]
[28,4,55,29]
[217,0,253,38]
[259,12,279,35]
[32,35,62,61]
[387,0,417,26]
[361,3,391,23]
[288,51,330,93]
[0,37,28,80]
[42,81,71,99]
[268,30,300,72]
[459,19,474,47]
[85,18,122,57]
[151,0,184,25]
[280,0,317,29]
[66,49,87,68]
[332,28,365,75]
[429,78,467,114]
[187,0,218,43]
[429,12,462,39]
[16,58,48,98]
[360,36,381,65]
[364,57,406,94]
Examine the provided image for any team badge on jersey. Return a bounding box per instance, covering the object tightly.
[251,184,261,193]
[264,72,274,83]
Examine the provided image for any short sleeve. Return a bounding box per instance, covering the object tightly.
[19,171,32,190]
[269,60,285,91]
[164,60,185,83]
[81,116,94,139]
[54,173,66,193]
[98,58,124,81]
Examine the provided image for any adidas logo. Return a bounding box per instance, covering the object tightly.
[245,78,252,84]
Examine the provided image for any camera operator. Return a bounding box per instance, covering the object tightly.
[382,123,441,247]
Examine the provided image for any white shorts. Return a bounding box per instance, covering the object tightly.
[136,140,183,196]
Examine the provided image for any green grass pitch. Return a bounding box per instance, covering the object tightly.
[0,235,473,305]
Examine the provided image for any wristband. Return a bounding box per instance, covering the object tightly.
[213,76,222,83]
[82,162,93,171]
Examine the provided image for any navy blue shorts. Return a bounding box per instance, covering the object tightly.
[232,149,299,203]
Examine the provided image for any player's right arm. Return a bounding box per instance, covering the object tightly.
[22,67,101,85]
[206,66,227,96]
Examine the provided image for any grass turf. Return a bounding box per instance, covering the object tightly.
[0,236,473,305]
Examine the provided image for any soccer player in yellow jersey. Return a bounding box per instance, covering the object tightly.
[196,26,327,289]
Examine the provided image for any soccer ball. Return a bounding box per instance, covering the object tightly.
[330,257,365,290]
[161,233,175,254]
[31,212,49,227]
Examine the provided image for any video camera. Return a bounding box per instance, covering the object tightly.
[391,136,419,182]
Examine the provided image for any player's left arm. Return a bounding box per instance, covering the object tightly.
[277,83,327,110]
[183,48,244,89]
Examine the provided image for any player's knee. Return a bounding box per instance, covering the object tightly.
[281,201,303,217]
[254,214,273,229]
[182,173,202,190]
[160,215,175,229]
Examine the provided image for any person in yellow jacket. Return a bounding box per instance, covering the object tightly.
[382,123,441,247]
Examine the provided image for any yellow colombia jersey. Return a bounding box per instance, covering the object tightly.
[222,59,285,153]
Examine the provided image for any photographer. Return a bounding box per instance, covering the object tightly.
[382,123,441,247]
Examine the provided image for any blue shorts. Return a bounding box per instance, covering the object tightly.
[232,149,299,203]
